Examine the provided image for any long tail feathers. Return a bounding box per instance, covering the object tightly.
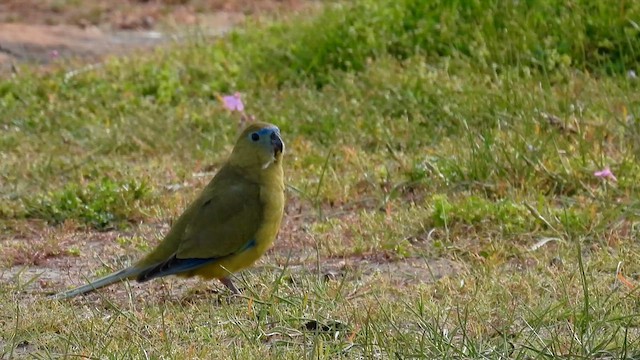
[50,267,141,300]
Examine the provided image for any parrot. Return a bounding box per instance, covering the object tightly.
[52,122,285,299]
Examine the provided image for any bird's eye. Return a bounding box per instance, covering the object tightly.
[251,133,260,142]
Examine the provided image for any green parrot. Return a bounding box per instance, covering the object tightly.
[52,122,285,299]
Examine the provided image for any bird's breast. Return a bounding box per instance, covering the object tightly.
[194,178,284,279]
[255,181,285,252]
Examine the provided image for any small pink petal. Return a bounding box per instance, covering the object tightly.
[233,92,244,112]
[594,167,617,182]
[221,92,244,112]
[49,50,59,59]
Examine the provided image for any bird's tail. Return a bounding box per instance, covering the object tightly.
[50,267,141,300]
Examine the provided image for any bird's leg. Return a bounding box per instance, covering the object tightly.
[220,277,240,295]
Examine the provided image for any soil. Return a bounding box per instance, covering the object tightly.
[0,0,305,75]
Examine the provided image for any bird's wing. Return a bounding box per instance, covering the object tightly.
[175,174,263,260]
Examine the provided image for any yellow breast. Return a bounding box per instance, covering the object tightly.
[192,179,285,280]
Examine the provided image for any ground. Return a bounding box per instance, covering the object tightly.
[0,0,303,75]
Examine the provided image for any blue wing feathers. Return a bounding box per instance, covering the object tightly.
[239,238,257,252]
[136,238,257,282]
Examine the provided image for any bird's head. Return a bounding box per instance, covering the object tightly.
[229,122,285,174]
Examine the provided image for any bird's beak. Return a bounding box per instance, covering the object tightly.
[271,131,284,155]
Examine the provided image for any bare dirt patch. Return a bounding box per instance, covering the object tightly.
[0,0,305,75]
[0,0,303,28]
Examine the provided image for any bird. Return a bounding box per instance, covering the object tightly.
[52,122,285,299]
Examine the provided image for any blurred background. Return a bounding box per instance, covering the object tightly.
[0,0,305,74]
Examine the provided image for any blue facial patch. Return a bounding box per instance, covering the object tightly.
[255,127,279,137]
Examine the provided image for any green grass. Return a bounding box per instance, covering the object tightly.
[2,0,640,358]
[23,177,152,229]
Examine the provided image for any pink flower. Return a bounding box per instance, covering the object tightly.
[594,167,617,182]
[221,92,244,112]
[49,50,59,59]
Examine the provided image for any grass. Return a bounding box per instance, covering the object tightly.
[2,0,640,358]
